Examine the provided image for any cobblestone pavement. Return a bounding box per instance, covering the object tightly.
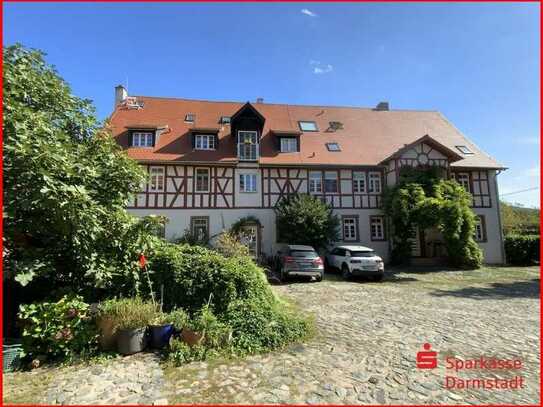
[3,266,539,405]
[162,267,540,405]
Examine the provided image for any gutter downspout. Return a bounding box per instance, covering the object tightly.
[494,170,506,264]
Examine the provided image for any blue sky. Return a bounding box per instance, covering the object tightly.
[4,2,540,207]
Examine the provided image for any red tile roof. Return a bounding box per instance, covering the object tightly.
[110,96,504,169]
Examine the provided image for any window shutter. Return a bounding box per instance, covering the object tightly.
[129,131,134,147]
[214,134,219,148]
[191,133,196,149]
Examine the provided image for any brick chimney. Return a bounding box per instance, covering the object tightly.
[115,85,128,107]
[374,101,389,111]
[256,97,264,104]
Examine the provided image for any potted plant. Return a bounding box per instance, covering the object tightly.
[169,308,189,336]
[149,313,174,349]
[100,298,157,355]
[96,300,119,351]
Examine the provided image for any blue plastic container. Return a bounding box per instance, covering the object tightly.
[149,324,174,349]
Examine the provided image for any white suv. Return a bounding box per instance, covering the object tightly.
[325,245,384,281]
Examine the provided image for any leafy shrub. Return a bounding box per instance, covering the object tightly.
[149,241,312,363]
[18,295,98,361]
[223,298,311,355]
[274,194,340,250]
[189,305,232,348]
[505,235,540,265]
[99,298,158,331]
[148,242,274,314]
[168,339,208,365]
[215,232,250,258]
[168,308,189,331]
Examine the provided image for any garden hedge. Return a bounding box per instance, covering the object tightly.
[504,235,540,265]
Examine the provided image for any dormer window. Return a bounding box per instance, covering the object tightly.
[326,142,341,152]
[280,137,298,153]
[185,113,195,123]
[195,134,216,150]
[131,131,154,147]
[220,116,231,124]
[298,121,318,132]
[455,145,474,155]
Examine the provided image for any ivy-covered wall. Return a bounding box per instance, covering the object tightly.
[383,167,483,268]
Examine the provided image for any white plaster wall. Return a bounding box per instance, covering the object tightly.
[234,168,261,207]
[128,207,390,262]
[475,170,505,264]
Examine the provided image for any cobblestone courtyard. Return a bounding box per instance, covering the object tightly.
[3,266,539,405]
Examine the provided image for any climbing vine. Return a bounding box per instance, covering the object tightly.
[383,167,483,269]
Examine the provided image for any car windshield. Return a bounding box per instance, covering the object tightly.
[350,251,375,257]
[291,250,318,258]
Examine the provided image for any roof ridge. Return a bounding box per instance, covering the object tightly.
[131,94,441,112]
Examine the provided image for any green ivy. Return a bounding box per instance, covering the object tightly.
[383,167,483,268]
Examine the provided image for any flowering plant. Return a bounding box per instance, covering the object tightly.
[18,295,98,361]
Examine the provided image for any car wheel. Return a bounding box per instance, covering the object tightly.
[315,273,323,282]
[341,264,351,280]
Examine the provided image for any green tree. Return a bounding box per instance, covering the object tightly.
[274,194,340,250]
[383,168,483,269]
[3,44,155,296]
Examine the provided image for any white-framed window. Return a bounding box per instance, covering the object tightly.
[326,142,341,152]
[280,138,297,153]
[298,121,318,132]
[132,132,154,147]
[368,172,382,194]
[324,171,338,193]
[238,131,258,160]
[370,216,385,241]
[220,116,231,124]
[190,216,209,242]
[195,168,210,192]
[309,171,322,193]
[239,173,257,192]
[185,113,195,122]
[474,215,486,242]
[353,171,366,193]
[149,166,164,192]
[195,134,216,150]
[455,172,471,192]
[342,216,358,241]
[455,145,474,155]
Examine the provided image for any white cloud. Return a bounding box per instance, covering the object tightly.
[313,64,333,74]
[301,8,317,17]
[309,60,333,74]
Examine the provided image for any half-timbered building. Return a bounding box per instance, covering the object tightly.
[110,86,506,263]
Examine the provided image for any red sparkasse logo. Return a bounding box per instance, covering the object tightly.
[417,343,438,369]
[415,343,525,390]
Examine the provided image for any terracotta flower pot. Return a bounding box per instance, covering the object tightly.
[97,316,117,351]
[180,328,204,346]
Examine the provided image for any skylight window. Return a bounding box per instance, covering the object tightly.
[455,145,474,155]
[220,116,231,124]
[298,121,318,132]
[326,142,341,152]
[185,113,195,123]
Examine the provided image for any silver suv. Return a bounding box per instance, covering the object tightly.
[276,245,324,282]
[325,245,384,281]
